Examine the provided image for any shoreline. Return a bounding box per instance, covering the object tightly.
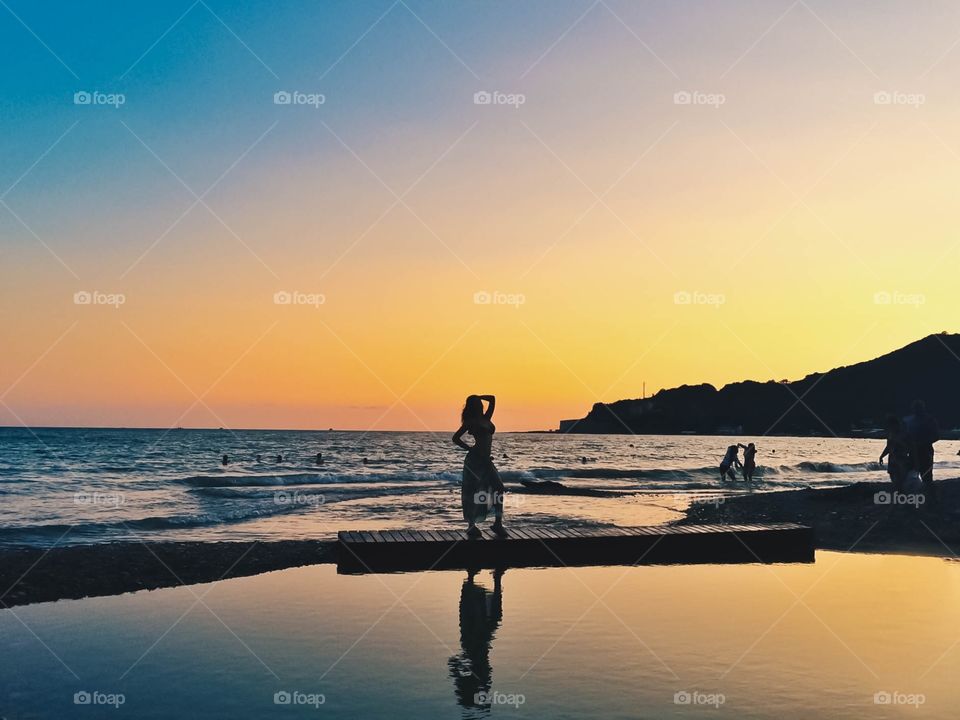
[4,478,959,609]
[0,540,337,609]
[677,477,960,557]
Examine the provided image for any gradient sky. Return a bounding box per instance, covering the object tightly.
[3,0,960,431]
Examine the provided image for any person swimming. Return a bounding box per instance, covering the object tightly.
[276,454,283,463]
[738,442,757,482]
[719,444,741,482]
[221,454,229,466]
[453,395,506,538]
[316,452,323,465]
[255,454,262,462]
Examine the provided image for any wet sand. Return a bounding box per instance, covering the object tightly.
[0,540,336,609]
[679,477,960,557]
[4,478,958,609]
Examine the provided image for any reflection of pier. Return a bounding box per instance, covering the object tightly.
[337,523,814,573]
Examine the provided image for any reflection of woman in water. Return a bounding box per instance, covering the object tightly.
[453,395,506,537]
[448,569,504,712]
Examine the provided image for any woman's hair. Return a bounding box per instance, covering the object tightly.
[461,395,484,424]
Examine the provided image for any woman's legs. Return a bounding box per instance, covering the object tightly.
[489,464,506,534]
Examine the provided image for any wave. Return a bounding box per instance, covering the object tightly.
[520,460,884,481]
[795,461,882,473]
[0,497,322,541]
[177,471,461,488]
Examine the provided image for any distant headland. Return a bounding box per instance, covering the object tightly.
[559,333,960,437]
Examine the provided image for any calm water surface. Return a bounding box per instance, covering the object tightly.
[3,553,960,718]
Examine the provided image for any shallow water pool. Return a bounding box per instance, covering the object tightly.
[3,551,960,718]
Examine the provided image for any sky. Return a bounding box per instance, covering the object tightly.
[2,0,960,431]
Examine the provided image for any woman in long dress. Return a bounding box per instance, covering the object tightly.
[452,395,506,537]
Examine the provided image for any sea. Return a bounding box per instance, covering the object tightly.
[2,428,958,548]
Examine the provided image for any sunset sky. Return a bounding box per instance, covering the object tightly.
[3,0,960,431]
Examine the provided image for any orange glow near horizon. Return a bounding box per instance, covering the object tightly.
[4,2,960,431]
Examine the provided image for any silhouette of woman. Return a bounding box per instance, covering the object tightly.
[448,568,504,712]
[453,395,506,537]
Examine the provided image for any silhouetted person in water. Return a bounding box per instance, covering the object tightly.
[255,454,262,463]
[904,399,939,486]
[453,395,506,537]
[880,414,910,492]
[738,443,757,482]
[221,454,229,466]
[448,568,503,712]
[719,444,741,482]
[316,452,323,465]
[276,454,283,463]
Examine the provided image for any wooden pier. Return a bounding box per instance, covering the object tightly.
[336,523,814,573]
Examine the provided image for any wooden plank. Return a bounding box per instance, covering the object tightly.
[506,528,534,540]
[336,523,815,574]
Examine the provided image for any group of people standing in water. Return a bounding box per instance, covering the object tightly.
[718,442,758,482]
[880,399,940,492]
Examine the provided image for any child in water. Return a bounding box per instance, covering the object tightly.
[738,442,757,482]
[719,444,742,482]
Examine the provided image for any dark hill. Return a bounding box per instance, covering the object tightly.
[559,333,960,436]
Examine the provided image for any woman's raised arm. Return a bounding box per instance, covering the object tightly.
[480,395,496,418]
